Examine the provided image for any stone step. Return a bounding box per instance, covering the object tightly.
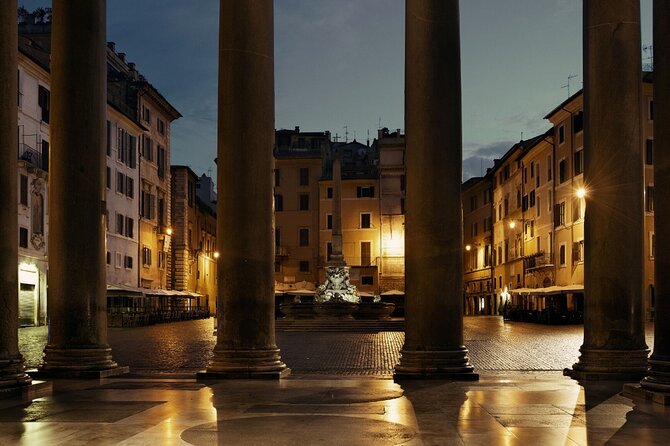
[275,319,405,332]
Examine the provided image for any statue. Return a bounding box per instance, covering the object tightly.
[316,266,359,304]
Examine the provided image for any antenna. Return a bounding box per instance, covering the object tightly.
[378,117,382,130]
[333,133,339,143]
[643,45,654,70]
[367,129,370,146]
[343,126,349,143]
[353,130,357,141]
[561,74,578,98]
[521,131,524,141]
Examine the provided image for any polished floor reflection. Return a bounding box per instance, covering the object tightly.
[1,372,669,445]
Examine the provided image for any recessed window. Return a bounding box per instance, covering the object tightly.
[558,124,565,145]
[299,167,309,186]
[360,213,371,229]
[327,214,332,230]
[274,169,280,187]
[299,194,309,211]
[299,261,310,273]
[357,186,375,198]
[574,150,583,176]
[20,174,28,205]
[19,227,28,248]
[274,194,283,212]
[124,255,133,269]
[142,246,152,267]
[361,276,374,285]
[327,187,333,198]
[559,244,567,266]
[646,139,654,165]
[558,159,567,183]
[299,228,309,247]
[573,111,584,133]
[646,185,655,212]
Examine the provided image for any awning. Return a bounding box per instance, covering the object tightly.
[380,289,405,296]
[510,285,584,296]
[106,284,145,295]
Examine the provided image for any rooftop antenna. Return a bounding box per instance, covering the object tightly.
[353,130,357,141]
[333,133,339,143]
[561,74,578,98]
[378,117,382,130]
[207,167,212,177]
[521,131,524,141]
[367,129,370,146]
[343,126,349,143]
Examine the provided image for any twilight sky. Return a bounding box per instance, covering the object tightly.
[20,1,653,181]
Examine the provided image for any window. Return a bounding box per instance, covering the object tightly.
[158,197,166,226]
[142,246,152,267]
[504,197,509,216]
[361,276,374,285]
[187,180,194,207]
[558,124,565,145]
[124,255,133,269]
[142,106,151,123]
[106,120,111,156]
[115,252,122,268]
[143,135,154,161]
[125,217,134,239]
[357,186,375,198]
[106,251,111,265]
[483,188,491,204]
[116,213,124,235]
[646,139,654,165]
[157,118,165,135]
[573,197,584,221]
[548,190,553,213]
[650,232,655,259]
[558,159,567,183]
[529,190,535,208]
[157,146,166,178]
[517,191,522,209]
[537,196,541,217]
[299,167,309,186]
[19,175,28,205]
[158,251,166,269]
[299,261,310,273]
[126,177,134,199]
[536,163,541,187]
[327,214,333,229]
[559,244,567,266]
[649,99,654,121]
[472,222,478,237]
[116,171,125,194]
[360,241,371,266]
[105,167,111,189]
[17,69,22,107]
[327,242,333,261]
[574,150,583,175]
[554,202,565,226]
[275,228,281,247]
[299,193,309,211]
[530,161,534,178]
[360,213,371,229]
[547,155,552,181]
[470,195,478,211]
[274,260,281,273]
[274,194,283,211]
[327,187,333,199]
[573,111,584,133]
[646,185,655,212]
[274,169,280,187]
[19,227,28,248]
[299,228,309,247]
[38,85,50,123]
[573,240,584,263]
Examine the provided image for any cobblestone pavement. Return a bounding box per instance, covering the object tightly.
[18,316,655,376]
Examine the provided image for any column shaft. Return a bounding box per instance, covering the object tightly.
[41,0,122,376]
[0,0,32,389]
[568,0,648,380]
[395,0,476,379]
[641,0,670,392]
[200,0,288,379]
[330,153,344,264]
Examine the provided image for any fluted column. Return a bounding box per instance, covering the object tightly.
[199,0,288,379]
[567,0,648,380]
[0,0,32,390]
[39,0,125,377]
[395,0,477,379]
[640,0,670,394]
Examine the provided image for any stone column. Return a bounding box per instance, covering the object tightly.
[640,1,670,395]
[39,0,125,377]
[567,0,648,380]
[395,0,477,379]
[199,0,288,379]
[0,0,32,390]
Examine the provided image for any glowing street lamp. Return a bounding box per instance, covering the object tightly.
[508,220,516,229]
[576,187,586,199]
[213,251,220,259]
[465,244,472,251]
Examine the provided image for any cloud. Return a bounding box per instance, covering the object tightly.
[462,140,515,181]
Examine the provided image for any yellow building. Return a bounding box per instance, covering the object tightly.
[273,128,328,286]
[462,176,494,315]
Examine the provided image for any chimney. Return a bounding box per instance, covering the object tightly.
[118,53,126,62]
[294,126,300,133]
[107,42,116,52]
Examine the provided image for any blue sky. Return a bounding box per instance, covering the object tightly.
[20,1,653,181]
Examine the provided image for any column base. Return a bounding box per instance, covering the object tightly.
[35,345,128,379]
[197,347,290,380]
[394,348,479,381]
[0,355,33,389]
[564,347,649,381]
[0,380,52,401]
[623,383,670,405]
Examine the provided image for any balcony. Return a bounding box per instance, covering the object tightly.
[19,143,48,172]
[275,246,290,258]
[524,252,553,271]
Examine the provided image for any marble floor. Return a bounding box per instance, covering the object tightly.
[1,372,669,445]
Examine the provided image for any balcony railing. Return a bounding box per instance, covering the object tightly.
[19,143,48,171]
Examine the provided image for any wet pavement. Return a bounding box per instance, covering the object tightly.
[18,316,655,375]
